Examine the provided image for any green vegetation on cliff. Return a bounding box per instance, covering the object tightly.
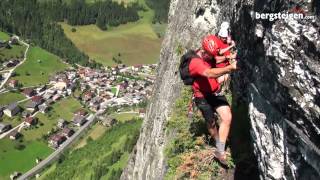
[165,88,235,179]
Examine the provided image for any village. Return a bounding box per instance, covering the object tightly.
[0,56,156,179]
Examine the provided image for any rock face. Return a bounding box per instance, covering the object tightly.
[121,0,320,179]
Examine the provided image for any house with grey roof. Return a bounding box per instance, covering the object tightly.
[4,103,21,117]
[9,131,21,140]
[24,101,39,113]
[0,123,11,133]
[39,103,49,113]
[72,115,87,127]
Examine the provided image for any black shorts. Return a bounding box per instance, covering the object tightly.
[194,95,229,125]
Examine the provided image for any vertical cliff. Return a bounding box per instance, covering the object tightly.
[121,0,320,179]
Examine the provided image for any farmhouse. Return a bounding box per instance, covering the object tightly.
[38,103,49,113]
[61,127,74,137]
[24,117,37,127]
[4,103,21,117]
[10,35,19,45]
[0,123,11,133]
[54,81,67,91]
[23,88,36,97]
[25,101,38,112]
[57,119,67,129]
[10,172,21,180]
[8,79,18,88]
[72,115,86,127]
[43,93,52,100]
[3,59,19,68]
[49,134,66,148]
[31,96,44,104]
[9,131,21,140]
[21,111,31,118]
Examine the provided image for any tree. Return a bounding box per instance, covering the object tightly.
[14,143,26,151]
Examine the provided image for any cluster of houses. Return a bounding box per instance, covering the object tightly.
[1,63,156,149]
[0,73,77,142]
[0,82,73,121]
[74,64,156,111]
[48,109,88,149]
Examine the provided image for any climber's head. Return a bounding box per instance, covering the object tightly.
[218,28,229,43]
[202,35,218,57]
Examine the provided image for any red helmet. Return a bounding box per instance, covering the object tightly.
[202,35,218,57]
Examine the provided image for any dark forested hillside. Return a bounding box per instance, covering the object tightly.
[0,0,140,66]
[146,0,170,23]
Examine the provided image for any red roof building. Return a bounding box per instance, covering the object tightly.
[24,117,37,126]
[23,88,36,97]
[31,96,43,104]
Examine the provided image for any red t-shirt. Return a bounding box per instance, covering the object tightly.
[189,53,220,98]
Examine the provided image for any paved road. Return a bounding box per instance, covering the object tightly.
[18,113,97,180]
[0,40,29,90]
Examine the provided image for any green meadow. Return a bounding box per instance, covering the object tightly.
[0,91,25,106]
[61,0,165,66]
[0,45,26,62]
[11,46,68,87]
[0,139,53,180]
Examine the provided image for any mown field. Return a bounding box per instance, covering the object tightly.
[0,44,26,62]
[39,119,142,180]
[0,91,25,106]
[110,112,139,122]
[0,139,53,180]
[61,0,165,66]
[11,46,68,87]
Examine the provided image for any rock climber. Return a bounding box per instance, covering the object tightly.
[188,29,238,165]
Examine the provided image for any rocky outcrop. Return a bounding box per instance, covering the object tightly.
[122,0,320,179]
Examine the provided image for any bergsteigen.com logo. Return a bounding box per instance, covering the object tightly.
[254,6,316,21]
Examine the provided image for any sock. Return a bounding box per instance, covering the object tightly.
[216,141,226,153]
